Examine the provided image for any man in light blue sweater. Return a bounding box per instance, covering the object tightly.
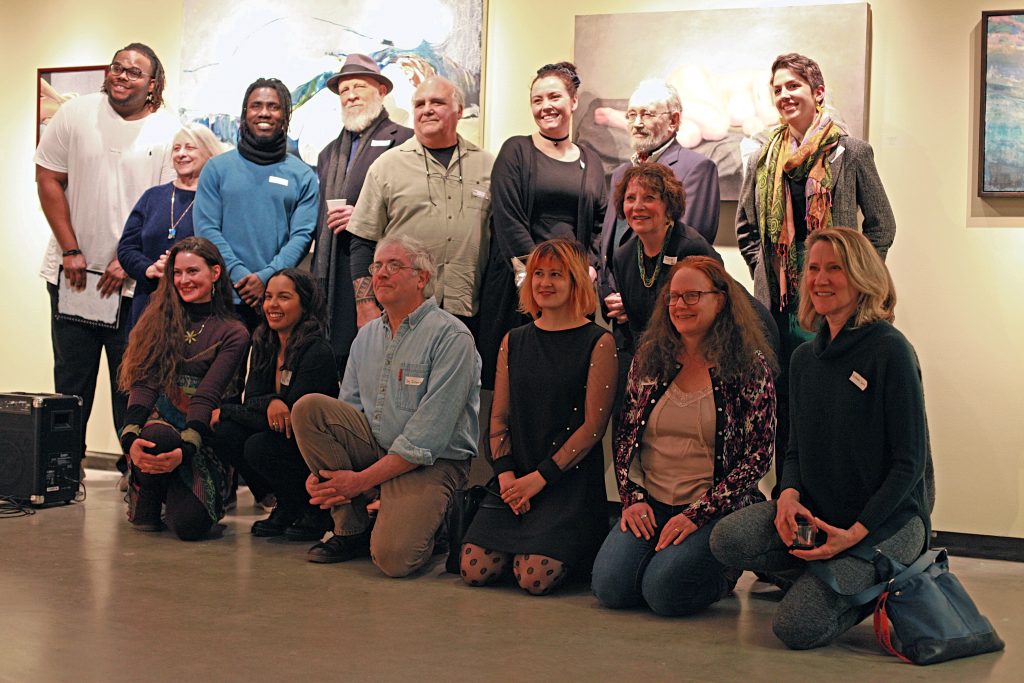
[195,77,318,327]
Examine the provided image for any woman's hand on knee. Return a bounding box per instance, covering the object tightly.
[655,514,697,551]
[266,399,292,439]
[620,502,656,539]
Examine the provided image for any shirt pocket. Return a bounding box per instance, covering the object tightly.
[396,362,430,412]
[465,181,491,213]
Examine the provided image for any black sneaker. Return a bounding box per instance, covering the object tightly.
[307,532,370,564]
[251,504,300,537]
[284,507,332,542]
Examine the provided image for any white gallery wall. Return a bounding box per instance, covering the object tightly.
[2,0,1022,538]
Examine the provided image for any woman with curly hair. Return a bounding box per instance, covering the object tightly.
[591,256,777,616]
[213,269,339,541]
[117,237,249,540]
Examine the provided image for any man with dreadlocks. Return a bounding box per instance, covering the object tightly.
[195,77,319,330]
[35,42,179,469]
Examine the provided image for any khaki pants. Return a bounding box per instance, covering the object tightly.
[292,394,469,577]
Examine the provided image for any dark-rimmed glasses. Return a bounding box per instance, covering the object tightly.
[667,290,722,306]
[108,63,151,81]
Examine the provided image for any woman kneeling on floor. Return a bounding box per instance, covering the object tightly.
[591,256,777,615]
[461,238,616,595]
[710,228,931,649]
[117,237,249,540]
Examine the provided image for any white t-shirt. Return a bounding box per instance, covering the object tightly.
[35,92,178,290]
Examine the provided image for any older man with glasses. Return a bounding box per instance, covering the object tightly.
[346,76,494,336]
[291,235,480,575]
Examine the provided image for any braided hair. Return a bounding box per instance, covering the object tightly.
[241,77,293,132]
[533,62,581,98]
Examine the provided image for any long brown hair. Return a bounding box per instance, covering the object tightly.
[118,237,234,395]
[251,269,328,374]
[634,257,777,383]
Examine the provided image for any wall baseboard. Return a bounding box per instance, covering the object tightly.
[933,531,1024,563]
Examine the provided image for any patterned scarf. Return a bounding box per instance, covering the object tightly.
[754,110,845,308]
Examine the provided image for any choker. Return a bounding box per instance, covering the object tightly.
[540,132,570,145]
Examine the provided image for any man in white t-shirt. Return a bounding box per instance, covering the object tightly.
[35,42,178,466]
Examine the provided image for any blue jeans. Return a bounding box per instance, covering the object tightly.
[592,499,727,616]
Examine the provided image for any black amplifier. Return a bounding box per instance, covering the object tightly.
[0,392,82,505]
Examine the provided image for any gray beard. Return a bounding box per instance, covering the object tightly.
[632,132,673,155]
[342,100,385,134]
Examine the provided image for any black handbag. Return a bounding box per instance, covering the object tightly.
[811,546,1004,665]
[444,480,504,574]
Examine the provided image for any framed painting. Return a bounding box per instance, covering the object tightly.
[37,65,106,145]
[179,0,486,166]
[979,10,1024,197]
[574,3,870,200]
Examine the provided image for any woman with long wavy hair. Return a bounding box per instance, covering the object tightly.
[213,269,339,541]
[118,236,249,540]
[591,256,777,616]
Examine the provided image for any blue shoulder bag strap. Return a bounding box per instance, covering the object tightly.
[806,543,943,607]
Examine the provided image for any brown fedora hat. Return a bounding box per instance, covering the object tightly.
[326,53,393,94]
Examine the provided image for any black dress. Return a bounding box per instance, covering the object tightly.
[463,321,616,567]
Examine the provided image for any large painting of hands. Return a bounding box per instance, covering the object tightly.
[573,3,870,200]
[179,0,484,166]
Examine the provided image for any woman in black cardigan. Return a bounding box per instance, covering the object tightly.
[213,269,339,540]
[476,61,607,389]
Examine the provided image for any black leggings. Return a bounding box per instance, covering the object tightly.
[133,467,213,541]
[213,418,310,509]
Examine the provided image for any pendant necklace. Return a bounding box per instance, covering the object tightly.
[185,316,211,345]
[168,187,196,240]
[540,132,570,146]
[636,222,674,288]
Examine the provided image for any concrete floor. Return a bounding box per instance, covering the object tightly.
[0,468,1017,682]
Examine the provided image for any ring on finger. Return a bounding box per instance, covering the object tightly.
[640,513,648,519]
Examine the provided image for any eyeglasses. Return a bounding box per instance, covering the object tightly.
[423,144,464,208]
[368,260,419,276]
[667,290,722,306]
[108,63,152,82]
[625,109,670,124]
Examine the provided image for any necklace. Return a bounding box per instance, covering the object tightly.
[636,222,674,288]
[168,187,196,240]
[539,131,570,145]
[184,316,211,345]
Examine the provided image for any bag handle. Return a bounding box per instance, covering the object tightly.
[873,592,914,664]
[807,547,944,607]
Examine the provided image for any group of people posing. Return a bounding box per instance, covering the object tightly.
[36,42,931,651]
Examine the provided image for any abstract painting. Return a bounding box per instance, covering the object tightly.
[179,0,485,165]
[574,3,870,200]
[980,10,1024,196]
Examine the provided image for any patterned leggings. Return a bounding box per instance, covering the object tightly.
[460,543,568,596]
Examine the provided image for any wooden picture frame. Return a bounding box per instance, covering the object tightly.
[979,10,1024,197]
[37,65,106,145]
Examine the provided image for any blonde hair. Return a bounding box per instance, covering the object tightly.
[173,124,226,160]
[518,238,596,319]
[798,228,896,332]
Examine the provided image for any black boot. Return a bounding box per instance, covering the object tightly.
[127,469,166,532]
[284,506,333,541]
[251,503,300,537]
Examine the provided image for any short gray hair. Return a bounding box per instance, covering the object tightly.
[415,76,464,111]
[631,79,682,114]
[375,234,437,298]
[173,124,227,160]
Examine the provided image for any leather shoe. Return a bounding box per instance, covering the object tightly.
[251,504,299,537]
[307,532,370,564]
[284,507,332,542]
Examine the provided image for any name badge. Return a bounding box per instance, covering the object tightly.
[269,176,289,186]
[849,371,868,391]
[663,255,678,266]
[281,370,293,386]
[471,189,489,200]
[404,375,424,386]
[371,139,391,147]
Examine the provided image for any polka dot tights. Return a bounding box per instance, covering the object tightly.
[460,544,567,595]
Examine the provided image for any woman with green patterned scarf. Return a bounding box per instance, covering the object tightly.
[735,53,895,493]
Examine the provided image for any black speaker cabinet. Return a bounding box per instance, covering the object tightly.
[0,392,82,505]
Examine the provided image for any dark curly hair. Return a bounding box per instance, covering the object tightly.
[614,163,686,223]
[251,269,328,374]
[533,62,581,98]
[634,257,777,384]
[102,42,166,110]
[241,77,293,132]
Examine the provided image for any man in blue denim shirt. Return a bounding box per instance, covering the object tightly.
[292,234,480,575]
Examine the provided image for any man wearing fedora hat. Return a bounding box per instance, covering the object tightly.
[312,54,413,375]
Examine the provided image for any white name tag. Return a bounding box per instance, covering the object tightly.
[269,176,289,186]
[849,371,868,391]
[663,255,678,266]
[281,370,293,386]
[371,139,391,147]
[471,189,489,200]
[404,375,424,386]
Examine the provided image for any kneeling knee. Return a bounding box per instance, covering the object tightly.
[372,546,425,578]
[772,615,831,650]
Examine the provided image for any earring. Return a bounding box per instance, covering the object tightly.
[146,93,154,104]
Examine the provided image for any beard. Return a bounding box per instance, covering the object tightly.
[631,127,673,155]
[342,97,385,134]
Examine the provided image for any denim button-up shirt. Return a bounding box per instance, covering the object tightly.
[340,297,480,466]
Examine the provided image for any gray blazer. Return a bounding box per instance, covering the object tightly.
[735,134,896,307]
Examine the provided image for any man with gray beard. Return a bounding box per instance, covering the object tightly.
[312,54,413,375]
